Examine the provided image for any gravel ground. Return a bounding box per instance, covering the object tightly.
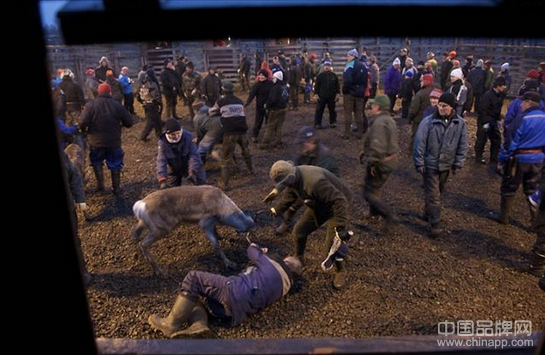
[80,91,545,339]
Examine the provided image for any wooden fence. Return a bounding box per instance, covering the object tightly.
[46,38,545,95]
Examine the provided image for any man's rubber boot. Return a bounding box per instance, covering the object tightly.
[498,196,514,224]
[148,294,196,338]
[333,260,347,290]
[111,170,121,195]
[92,165,105,192]
[171,303,213,338]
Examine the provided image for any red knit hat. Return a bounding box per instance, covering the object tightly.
[527,69,539,79]
[429,88,443,99]
[422,74,434,87]
[98,83,111,95]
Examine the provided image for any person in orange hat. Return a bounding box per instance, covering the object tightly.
[440,50,456,90]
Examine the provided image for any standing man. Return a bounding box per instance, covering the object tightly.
[59,69,85,126]
[266,161,353,289]
[414,93,468,238]
[78,83,133,195]
[258,71,288,150]
[209,82,255,191]
[245,69,272,143]
[201,67,222,108]
[359,96,400,234]
[95,56,115,83]
[342,48,367,140]
[369,56,380,99]
[440,51,456,90]
[384,58,402,116]
[314,60,340,129]
[408,74,436,152]
[118,66,135,114]
[466,59,487,114]
[238,53,252,92]
[136,68,163,142]
[161,59,181,119]
[181,62,202,119]
[497,91,545,226]
[475,76,507,164]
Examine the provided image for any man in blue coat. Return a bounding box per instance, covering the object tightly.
[342,49,367,140]
[156,118,206,188]
[414,93,468,238]
[497,91,545,227]
[148,244,302,338]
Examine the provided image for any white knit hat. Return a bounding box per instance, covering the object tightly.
[450,68,464,80]
[501,62,510,70]
[273,71,283,81]
[393,58,401,66]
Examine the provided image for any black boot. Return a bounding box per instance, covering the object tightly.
[92,165,105,192]
[333,260,348,290]
[430,222,441,239]
[539,273,545,292]
[498,196,514,224]
[244,156,256,175]
[528,252,545,277]
[148,294,197,338]
[111,170,121,195]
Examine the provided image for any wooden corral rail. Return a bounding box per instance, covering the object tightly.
[96,332,542,355]
[46,38,545,92]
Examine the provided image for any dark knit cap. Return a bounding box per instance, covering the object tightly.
[438,93,456,109]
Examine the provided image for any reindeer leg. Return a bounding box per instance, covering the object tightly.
[200,218,237,270]
[139,229,168,277]
[131,220,146,243]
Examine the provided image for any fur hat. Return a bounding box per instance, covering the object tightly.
[269,160,296,183]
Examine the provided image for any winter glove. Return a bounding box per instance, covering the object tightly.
[303,199,316,209]
[335,226,354,242]
[262,188,280,203]
[416,166,426,175]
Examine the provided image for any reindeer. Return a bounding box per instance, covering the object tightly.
[131,185,255,276]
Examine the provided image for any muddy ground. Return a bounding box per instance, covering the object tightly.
[80,91,545,339]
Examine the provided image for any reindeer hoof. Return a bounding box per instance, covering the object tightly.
[226,261,238,270]
[155,268,168,278]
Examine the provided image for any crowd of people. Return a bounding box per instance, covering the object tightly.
[52,47,545,337]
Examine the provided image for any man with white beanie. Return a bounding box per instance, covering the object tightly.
[259,71,288,149]
[499,62,512,95]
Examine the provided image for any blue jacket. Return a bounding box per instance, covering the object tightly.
[503,98,545,149]
[414,112,468,172]
[384,66,402,96]
[499,107,545,164]
[156,130,205,184]
[228,245,292,326]
[342,59,367,98]
[118,74,133,95]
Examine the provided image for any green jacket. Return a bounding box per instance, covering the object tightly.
[361,111,399,170]
[295,143,340,177]
[275,165,352,228]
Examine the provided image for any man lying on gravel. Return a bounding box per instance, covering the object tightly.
[148,243,302,338]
